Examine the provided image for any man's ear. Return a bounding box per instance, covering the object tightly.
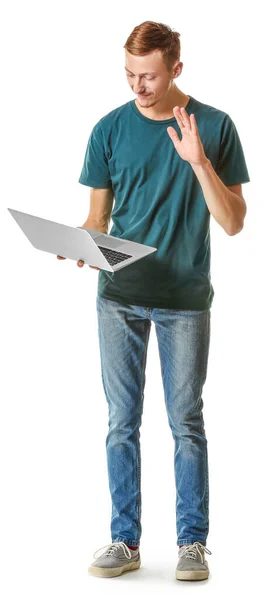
[173,62,183,78]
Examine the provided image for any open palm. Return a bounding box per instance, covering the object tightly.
[167,106,209,167]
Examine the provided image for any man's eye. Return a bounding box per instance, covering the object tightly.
[127,74,155,80]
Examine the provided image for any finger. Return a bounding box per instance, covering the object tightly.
[89,265,100,269]
[190,113,198,135]
[167,126,181,146]
[77,260,84,267]
[57,255,66,259]
[173,106,185,131]
[179,106,191,129]
[173,106,190,131]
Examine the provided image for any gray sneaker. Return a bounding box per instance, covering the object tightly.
[88,542,141,578]
[176,541,212,581]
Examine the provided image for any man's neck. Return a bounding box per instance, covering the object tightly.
[134,91,190,121]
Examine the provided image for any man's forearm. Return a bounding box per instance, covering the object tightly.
[191,159,247,236]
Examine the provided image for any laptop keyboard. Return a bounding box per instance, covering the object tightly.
[98,245,132,266]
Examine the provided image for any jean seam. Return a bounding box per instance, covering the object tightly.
[137,318,151,537]
[204,311,210,522]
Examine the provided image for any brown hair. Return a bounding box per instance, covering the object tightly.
[124,21,181,73]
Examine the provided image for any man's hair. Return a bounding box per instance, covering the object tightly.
[124,21,181,73]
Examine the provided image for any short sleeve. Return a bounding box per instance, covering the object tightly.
[78,122,112,188]
[215,114,250,186]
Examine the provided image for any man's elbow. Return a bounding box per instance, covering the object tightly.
[226,220,245,236]
[226,203,247,236]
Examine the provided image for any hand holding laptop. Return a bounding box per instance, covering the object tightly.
[56,254,100,270]
[56,219,101,269]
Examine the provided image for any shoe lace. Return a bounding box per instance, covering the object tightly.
[93,541,132,560]
[179,541,212,562]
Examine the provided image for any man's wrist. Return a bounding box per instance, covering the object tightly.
[190,157,211,173]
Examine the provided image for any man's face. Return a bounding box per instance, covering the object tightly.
[124,49,179,106]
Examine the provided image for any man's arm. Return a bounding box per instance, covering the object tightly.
[191,160,247,236]
[81,187,114,233]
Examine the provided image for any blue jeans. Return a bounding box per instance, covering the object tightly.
[96,295,211,547]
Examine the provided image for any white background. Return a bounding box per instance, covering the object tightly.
[1,0,276,598]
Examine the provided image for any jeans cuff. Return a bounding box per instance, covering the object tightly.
[112,536,140,546]
[177,539,207,546]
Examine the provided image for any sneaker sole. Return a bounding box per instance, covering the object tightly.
[88,560,141,578]
[176,568,209,581]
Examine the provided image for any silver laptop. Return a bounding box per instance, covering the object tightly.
[7,208,157,272]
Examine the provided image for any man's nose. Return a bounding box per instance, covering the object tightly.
[132,79,146,94]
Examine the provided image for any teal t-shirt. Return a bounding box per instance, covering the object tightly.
[78,95,250,309]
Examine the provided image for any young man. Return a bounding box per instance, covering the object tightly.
[75,21,250,580]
